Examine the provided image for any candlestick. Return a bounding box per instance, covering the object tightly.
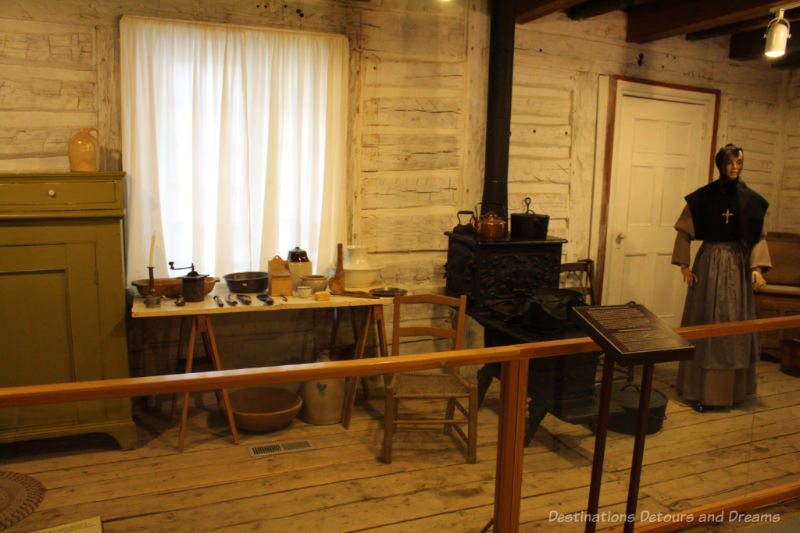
[145,266,160,308]
[149,232,156,268]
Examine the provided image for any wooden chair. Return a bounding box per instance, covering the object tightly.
[561,258,633,384]
[559,258,596,304]
[383,293,477,464]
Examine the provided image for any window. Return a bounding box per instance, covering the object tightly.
[120,16,348,283]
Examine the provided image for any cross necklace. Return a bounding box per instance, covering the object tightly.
[722,208,734,224]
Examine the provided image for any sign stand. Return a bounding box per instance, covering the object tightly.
[571,303,694,533]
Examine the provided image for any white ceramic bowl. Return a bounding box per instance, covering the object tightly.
[296,285,313,298]
[344,267,382,288]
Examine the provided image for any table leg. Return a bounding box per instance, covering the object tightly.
[198,315,239,445]
[623,362,654,532]
[177,315,239,451]
[170,316,190,422]
[374,305,389,387]
[374,305,388,358]
[350,307,360,348]
[330,308,341,356]
[341,305,375,429]
[178,316,198,452]
[585,353,616,533]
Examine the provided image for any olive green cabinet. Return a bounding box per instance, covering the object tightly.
[0,172,136,449]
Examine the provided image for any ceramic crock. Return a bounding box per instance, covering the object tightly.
[287,247,312,289]
[300,350,345,425]
[68,128,99,172]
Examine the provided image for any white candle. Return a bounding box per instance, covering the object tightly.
[149,232,156,268]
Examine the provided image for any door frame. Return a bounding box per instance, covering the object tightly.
[592,76,720,304]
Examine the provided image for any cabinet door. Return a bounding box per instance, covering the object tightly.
[0,242,102,429]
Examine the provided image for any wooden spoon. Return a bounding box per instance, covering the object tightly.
[329,243,378,299]
[328,243,346,294]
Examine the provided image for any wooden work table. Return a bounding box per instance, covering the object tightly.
[131,287,393,318]
[130,288,392,450]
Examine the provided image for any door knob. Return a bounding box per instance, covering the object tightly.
[616,232,625,244]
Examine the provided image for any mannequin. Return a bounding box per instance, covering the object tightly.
[671,144,771,411]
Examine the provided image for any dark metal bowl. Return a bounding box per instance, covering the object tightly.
[369,287,408,297]
[223,271,269,293]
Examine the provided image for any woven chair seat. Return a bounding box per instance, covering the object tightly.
[395,372,470,396]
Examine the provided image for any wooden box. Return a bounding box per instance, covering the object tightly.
[270,274,292,296]
[268,255,293,296]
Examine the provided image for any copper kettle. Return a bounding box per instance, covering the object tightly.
[473,203,507,239]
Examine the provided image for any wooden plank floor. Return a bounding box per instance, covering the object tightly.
[2,360,799,532]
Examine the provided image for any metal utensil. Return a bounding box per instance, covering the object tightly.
[213,295,224,307]
[225,294,238,306]
[236,294,252,305]
[257,294,274,305]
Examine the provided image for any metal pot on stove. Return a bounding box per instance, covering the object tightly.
[510,197,549,240]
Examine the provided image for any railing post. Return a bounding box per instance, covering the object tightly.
[493,357,529,532]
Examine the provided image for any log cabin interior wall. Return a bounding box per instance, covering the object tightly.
[2,0,798,377]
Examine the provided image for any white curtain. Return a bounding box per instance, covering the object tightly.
[120,16,347,283]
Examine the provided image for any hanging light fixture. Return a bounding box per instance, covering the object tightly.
[765,8,791,58]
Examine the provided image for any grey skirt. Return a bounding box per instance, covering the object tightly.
[676,241,759,405]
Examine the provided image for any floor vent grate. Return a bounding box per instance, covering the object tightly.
[248,440,313,457]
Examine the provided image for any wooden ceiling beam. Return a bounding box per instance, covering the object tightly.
[730,28,773,60]
[687,8,800,40]
[770,52,800,68]
[626,0,785,43]
[566,0,637,20]
[516,0,586,24]
[686,17,770,41]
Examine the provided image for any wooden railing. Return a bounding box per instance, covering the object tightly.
[1,314,799,532]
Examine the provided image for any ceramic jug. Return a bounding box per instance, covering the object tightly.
[344,245,371,268]
[68,128,99,172]
[300,350,345,425]
[287,246,313,289]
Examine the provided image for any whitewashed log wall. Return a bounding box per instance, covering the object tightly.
[513,11,798,259]
[2,1,797,378]
[783,72,800,230]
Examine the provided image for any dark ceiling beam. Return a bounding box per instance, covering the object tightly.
[626,0,785,43]
[770,52,800,68]
[730,28,773,60]
[730,26,800,61]
[516,0,586,24]
[687,8,800,41]
[566,0,637,20]
[686,17,770,41]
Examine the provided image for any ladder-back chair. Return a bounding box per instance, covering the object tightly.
[560,258,596,305]
[383,293,477,463]
[561,258,633,383]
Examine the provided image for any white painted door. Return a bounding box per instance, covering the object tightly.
[602,82,715,327]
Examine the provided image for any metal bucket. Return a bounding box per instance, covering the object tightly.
[608,382,668,435]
